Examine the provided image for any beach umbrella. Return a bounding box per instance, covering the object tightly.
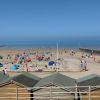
[15,64,20,68]
[10,65,19,71]
[10,65,17,71]
[48,61,55,66]
[0,63,3,67]
[37,57,43,61]
[44,52,50,54]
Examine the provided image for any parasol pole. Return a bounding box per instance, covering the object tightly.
[57,42,59,68]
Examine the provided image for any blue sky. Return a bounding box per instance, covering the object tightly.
[0,0,100,40]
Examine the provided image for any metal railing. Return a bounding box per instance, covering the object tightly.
[0,86,100,100]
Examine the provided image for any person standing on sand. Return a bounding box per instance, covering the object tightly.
[84,61,88,71]
[25,63,28,72]
[2,70,5,75]
[80,60,84,71]
[71,49,74,56]
[4,68,9,76]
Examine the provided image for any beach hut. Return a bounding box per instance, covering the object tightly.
[0,63,3,67]
[0,72,41,100]
[77,74,100,100]
[33,73,76,100]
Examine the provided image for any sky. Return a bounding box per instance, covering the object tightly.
[0,0,100,40]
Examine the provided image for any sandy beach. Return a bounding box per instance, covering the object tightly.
[0,48,100,79]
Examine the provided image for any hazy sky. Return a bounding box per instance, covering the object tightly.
[0,0,100,39]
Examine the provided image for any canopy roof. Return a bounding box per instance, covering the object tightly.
[77,74,100,91]
[12,72,41,88]
[0,72,41,88]
[34,73,76,87]
[0,72,100,92]
[77,74,100,86]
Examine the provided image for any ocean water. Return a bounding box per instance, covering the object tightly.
[0,38,100,50]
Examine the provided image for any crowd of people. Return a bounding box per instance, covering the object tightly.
[0,48,99,73]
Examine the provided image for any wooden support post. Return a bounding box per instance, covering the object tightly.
[30,90,34,100]
[75,85,78,100]
[89,86,91,100]
[16,87,18,100]
[50,87,52,100]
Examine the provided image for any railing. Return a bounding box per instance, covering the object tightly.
[0,86,100,100]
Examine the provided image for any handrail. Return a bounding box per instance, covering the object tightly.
[0,86,100,99]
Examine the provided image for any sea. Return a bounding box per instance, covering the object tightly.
[0,38,100,50]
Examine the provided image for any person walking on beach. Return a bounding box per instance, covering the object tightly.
[80,60,84,71]
[84,61,88,71]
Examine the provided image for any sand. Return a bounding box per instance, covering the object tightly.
[0,48,100,79]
